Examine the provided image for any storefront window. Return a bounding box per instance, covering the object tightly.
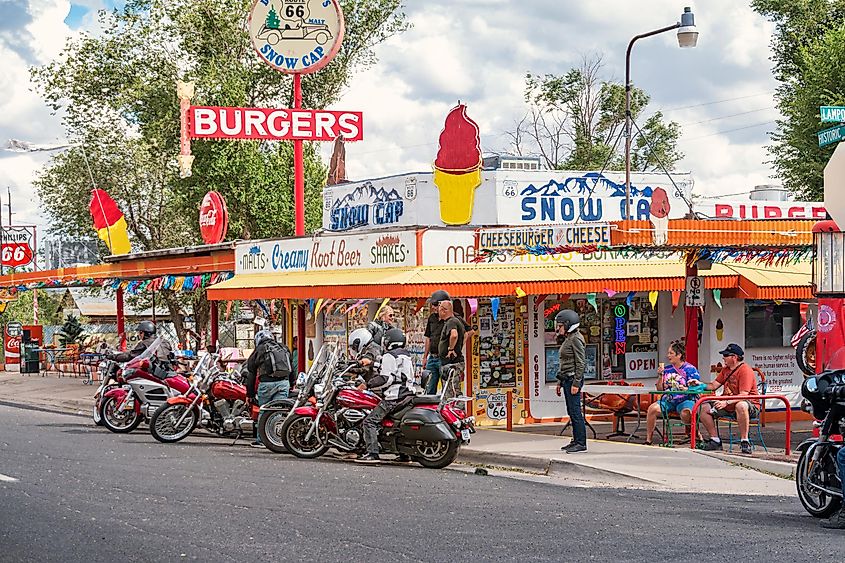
[542,294,658,381]
[475,299,517,388]
[745,301,800,349]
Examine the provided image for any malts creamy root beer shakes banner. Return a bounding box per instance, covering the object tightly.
[236,230,417,274]
[321,171,691,232]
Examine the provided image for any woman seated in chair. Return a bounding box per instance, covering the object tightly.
[645,340,701,445]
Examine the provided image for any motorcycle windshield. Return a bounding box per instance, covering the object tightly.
[125,337,162,368]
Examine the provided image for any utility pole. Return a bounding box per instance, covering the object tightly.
[6,186,11,226]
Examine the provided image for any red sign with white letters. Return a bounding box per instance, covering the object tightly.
[188,106,363,142]
[199,191,229,245]
[1,226,35,268]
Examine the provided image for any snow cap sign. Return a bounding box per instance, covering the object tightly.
[199,191,229,245]
[248,0,345,74]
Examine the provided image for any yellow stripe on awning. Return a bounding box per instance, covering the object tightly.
[725,261,812,299]
[207,261,741,301]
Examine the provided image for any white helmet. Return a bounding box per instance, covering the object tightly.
[348,328,373,356]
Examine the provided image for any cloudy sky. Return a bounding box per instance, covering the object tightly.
[0,0,781,237]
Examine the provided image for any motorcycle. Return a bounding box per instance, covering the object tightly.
[92,358,120,426]
[796,369,845,518]
[256,343,334,454]
[149,351,257,443]
[280,353,475,469]
[99,338,191,434]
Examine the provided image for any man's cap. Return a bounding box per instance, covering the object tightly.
[719,343,744,357]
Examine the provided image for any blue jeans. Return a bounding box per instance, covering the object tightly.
[838,446,845,497]
[425,356,442,395]
[563,380,586,447]
[257,380,290,406]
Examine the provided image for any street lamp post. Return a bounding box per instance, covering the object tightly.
[624,6,698,220]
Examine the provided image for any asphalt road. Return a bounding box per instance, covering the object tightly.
[0,405,842,562]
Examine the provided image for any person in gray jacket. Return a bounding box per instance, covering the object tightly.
[554,309,587,453]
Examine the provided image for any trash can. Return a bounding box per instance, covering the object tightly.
[22,342,40,374]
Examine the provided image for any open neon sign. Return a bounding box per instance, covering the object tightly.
[614,304,627,355]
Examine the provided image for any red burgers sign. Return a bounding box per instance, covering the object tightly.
[189,106,363,142]
[199,191,229,245]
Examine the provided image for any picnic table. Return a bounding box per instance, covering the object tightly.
[581,383,659,442]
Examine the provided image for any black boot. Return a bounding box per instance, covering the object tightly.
[821,507,845,529]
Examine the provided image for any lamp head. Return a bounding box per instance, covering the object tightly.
[677,7,698,48]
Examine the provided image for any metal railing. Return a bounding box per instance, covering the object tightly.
[689,394,792,455]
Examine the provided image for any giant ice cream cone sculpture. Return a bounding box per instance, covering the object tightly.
[90,189,131,255]
[433,104,482,225]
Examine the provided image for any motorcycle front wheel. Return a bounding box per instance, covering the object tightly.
[796,446,842,518]
[92,402,104,426]
[257,409,291,454]
[413,440,460,469]
[281,414,330,459]
[149,403,198,444]
[100,395,142,434]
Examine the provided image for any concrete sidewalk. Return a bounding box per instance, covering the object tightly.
[0,370,798,495]
[460,429,796,496]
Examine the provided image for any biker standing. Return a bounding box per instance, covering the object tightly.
[356,328,414,464]
[244,330,293,448]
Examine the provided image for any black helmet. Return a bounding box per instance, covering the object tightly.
[428,289,450,305]
[137,320,156,337]
[554,309,580,333]
[382,327,406,351]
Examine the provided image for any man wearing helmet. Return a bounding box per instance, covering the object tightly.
[108,320,171,363]
[244,330,293,447]
[356,327,414,464]
[554,308,587,453]
[347,327,382,385]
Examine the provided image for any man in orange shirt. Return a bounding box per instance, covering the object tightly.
[695,344,760,454]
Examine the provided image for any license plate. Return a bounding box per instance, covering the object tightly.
[461,429,471,441]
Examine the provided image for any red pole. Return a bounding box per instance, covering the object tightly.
[685,261,699,367]
[116,287,126,351]
[210,300,219,348]
[293,73,305,236]
[293,73,307,373]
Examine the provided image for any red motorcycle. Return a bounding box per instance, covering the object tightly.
[149,352,257,443]
[99,338,191,434]
[280,362,474,469]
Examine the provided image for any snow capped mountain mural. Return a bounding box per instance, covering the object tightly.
[518,172,655,199]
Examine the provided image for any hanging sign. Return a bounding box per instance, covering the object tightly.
[821,106,845,124]
[695,200,826,220]
[1,226,36,268]
[248,0,345,74]
[478,224,611,251]
[199,191,229,245]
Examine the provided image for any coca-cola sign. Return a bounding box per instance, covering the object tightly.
[199,191,228,245]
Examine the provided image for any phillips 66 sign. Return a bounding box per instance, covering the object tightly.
[248,0,345,74]
[1,226,35,268]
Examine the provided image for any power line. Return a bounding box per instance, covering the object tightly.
[681,120,776,142]
[664,92,774,112]
[680,106,775,127]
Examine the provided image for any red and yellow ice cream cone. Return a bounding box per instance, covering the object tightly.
[433,104,482,225]
[89,189,131,255]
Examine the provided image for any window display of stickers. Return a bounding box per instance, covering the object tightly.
[542,298,601,382]
[323,306,347,345]
[476,299,517,388]
[404,301,431,370]
[602,296,658,376]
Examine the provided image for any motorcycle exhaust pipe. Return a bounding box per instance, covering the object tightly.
[238,419,254,432]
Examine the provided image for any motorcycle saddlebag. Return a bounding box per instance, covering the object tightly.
[400,407,455,442]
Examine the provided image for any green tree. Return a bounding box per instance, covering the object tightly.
[266,6,281,29]
[30,0,408,344]
[58,314,86,346]
[752,0,845,200]
[507,55,683,171]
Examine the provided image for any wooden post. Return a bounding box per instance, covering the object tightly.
[210,300,219,348]
[116,287,126,351]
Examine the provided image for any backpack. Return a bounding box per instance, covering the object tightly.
[260,340,292,376]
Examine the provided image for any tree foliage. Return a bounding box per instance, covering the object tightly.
[58,314,86,346]
[752,0,845,200]
[30,0,408,346]
[506,56,683,172]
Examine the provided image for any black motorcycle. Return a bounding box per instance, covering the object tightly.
[796,369,845,518]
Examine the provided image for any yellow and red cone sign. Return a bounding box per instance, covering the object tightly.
[89,189,131,255]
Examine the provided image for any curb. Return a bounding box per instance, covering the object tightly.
[0,399,89,419]
[458,448,656,485]
[696,450,796,479]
